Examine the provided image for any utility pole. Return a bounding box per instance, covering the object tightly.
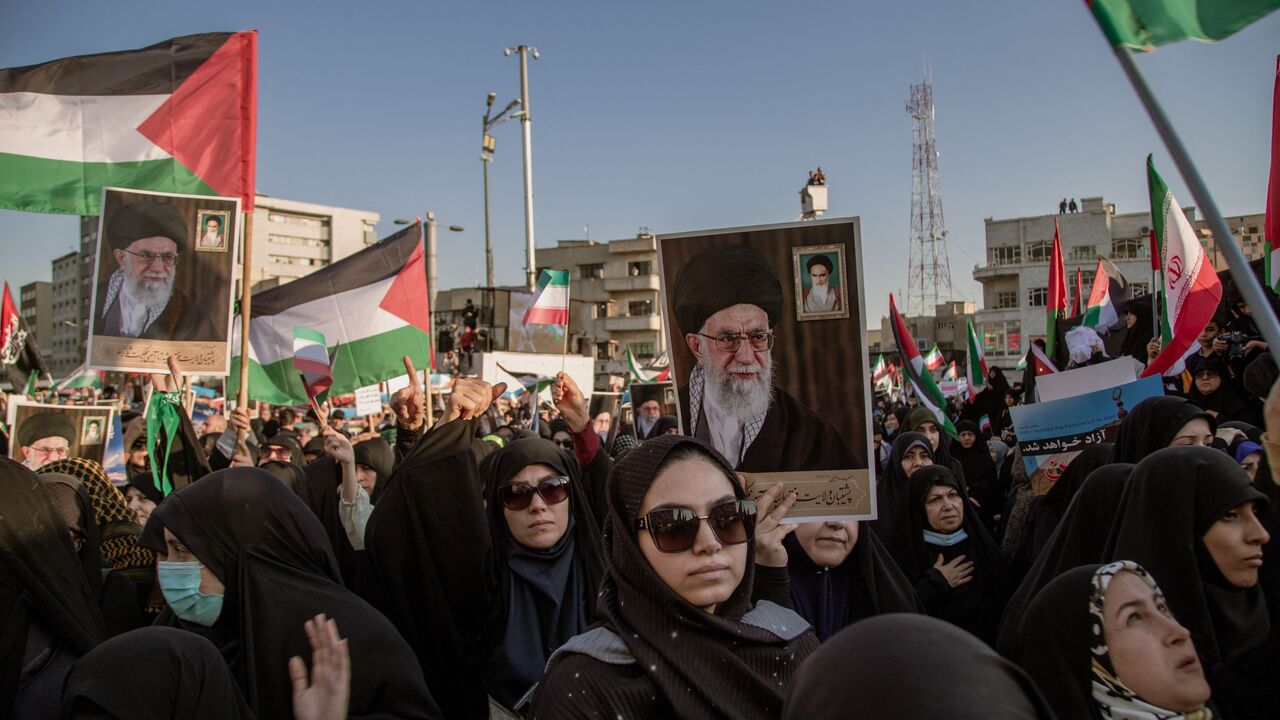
[482,92,520,290]
[505,45,539,290]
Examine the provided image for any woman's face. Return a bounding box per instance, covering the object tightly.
[900,446,933,477]
[159,528,225,596]
[794,521,858,569]
[551,430,574,450]
[884,414,899,432]
[1202,501,1270,588]
[1193,371,1221,396]
[958,430,976,449]
[1240,452,1262,480]
[917,422,941,451]
[1168,418,1213,448]
[1125,311,1138,329]
[354,464,378,495]
[125,486,157,526]
[924,484,964,533]
[637,456,747,613]
[1103,570,1210,713]
[502,462,571,550]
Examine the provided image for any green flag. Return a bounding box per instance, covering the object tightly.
[1088,0,1280,51]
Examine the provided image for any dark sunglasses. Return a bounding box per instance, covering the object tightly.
[499,475,570,511]
[553,439,574,449]
[634,499,757,553]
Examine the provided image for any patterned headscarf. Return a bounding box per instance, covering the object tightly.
[1088,560,1213,720]
[37,457,154,574]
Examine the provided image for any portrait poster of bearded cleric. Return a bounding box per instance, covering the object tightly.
[657,218,876,521]
[86,187,239,374]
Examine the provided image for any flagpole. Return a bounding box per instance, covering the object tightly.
[236,212,254,420]
[1112,46,1280,357]
[1149,229,1160,344]
[561,280,570,374]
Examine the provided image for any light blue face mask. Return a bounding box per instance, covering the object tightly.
[157,560,224,626]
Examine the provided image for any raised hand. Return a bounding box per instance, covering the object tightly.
[753,481,797,568]
[289,614,350,720]
[551,371,590,432]
[444,378,508,423]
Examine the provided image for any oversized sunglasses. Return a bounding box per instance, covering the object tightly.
[634,499,757,553]
[500,475,570,511]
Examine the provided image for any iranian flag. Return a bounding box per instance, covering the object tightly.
[1267,55,1279,294]
[524,270,570,325]
[1144,155,1222,378]
[1084,257,1130,331]
[625,347,653,382]
[871,354,888,383]
[923,344,945,371]
[890,294,957,438]
[1046,218,1068,358]
[965,319,988,400]
[229,222,432,404]
[942,361,958,382]
[0,32,256,215]
[54,362,104,392]
[293,327,333,404]
[1086,0,1280,51]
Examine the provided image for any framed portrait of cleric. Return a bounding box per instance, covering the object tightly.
[656,217,876,522]
[7,398,116,465]
[86,187,240,375]
[195,210,230,252]
[792,244,848,322]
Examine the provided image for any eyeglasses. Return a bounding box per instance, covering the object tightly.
[695,331,775,353]
[124,249,180,267]
[499,475,570,511]
[553,439,574,449]
[259,446,293,461]
[27,444,69,459]
[634,499,757,553]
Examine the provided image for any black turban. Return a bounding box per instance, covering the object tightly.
[806,253,833,273]
[673,245,782,334]
[17,411,76,447]
[107,201,188,251]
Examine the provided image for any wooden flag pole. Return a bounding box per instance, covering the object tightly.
[306,391,330,431]
[236,212,254,434]
[561,279,570,374]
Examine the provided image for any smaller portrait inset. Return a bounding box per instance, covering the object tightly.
[196,209,230,252]
[80,417,104,445]
[792,244,849,321]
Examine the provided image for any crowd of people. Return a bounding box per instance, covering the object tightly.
[3,300,1279,718]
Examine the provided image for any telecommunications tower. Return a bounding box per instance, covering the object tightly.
[905,77,953,316]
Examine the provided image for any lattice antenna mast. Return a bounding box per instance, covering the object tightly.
[905,78,953,316]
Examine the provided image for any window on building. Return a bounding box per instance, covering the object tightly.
[989,246,1022,265]
[1026,240,1052,263]
[1130,282,1150,296]
[630,342,656,359]
[1028,287,1048,307]
[627,261,652,276]
[594,302,610,319]
[596,342,614,360]
[1249,226,1259,235]
[629,300,653,316]
[916,338,931,352]
[579,263,604,280]
[1068,245,1096,262]
[1112,237,1145,259]
[995,291,1018,309]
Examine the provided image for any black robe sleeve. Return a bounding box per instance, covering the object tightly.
[751,564,795,610]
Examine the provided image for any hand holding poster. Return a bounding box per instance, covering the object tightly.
[1008,375,1164,494]
[657,218,874,522]
[7,398,116,467]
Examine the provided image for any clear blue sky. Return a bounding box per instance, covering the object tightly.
[2,1,1276,322]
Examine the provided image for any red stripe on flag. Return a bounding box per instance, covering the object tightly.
[525,307,569,325]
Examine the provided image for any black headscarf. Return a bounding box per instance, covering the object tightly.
[870,431,934,571]
[57,626,252,720]
[261,433,304,466]
[1029,442,1114,557]
[1120,300,1155,364]
[258,460,305,493]
[783,523,919,641]
[125,471,165,506]
[952,420,997,499]
[996,462,1135,657]
[1110,396,1215,464]
[1188,354,1256,424]
[782,614,1053,720]
[362,418,503,719]
[0,458,105,716]
[353,437,394,503]
[479,437,607,709]
[1105,446,1271,667]
[139,467,439,719]
[535,434,819,720]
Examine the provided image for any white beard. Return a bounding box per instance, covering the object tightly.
[119,272,174,336]
[699,337,773,419]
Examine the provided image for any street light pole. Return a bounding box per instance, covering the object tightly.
[504,45,539,290]
[482,92,519,290]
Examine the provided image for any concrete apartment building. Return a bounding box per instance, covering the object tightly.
[19,281,52,356]
[42,195,378,378]
[876,300,977,359]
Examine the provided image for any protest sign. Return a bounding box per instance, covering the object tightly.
[102,414,126,485]
[657,218,873,522]
[86,187,240,374]
[354,384,383,417]
[7,398,116,465]
[1035,357,1142,402]
[1009,375,1163,494]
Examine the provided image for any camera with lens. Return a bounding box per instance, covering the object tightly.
[1216,331,1260,362]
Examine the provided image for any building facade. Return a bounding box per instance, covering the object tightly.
[877,300,977,362]
[50,251,82,376]
[19,281,52,358]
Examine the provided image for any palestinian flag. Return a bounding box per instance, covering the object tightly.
[1144,155,1221,378]
[625,347,653,382]
[524,270,570,325]
[1046,218,1068,360]
[293,327,333,404]
[1,283,51,392]
[923,344,945,371]
[1030,342,1060,377]
[942,361,958,382]
[229,222,431,405]
[965,319,988,400]
[890,294,957,438]
[1084,257,1130,331]
[1072,269,1084,318]
[497,364,556,398]
[1086,0,1280,51]
[54,362,104,392]
[0,32,256,216]
[1267,55,1279,294]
